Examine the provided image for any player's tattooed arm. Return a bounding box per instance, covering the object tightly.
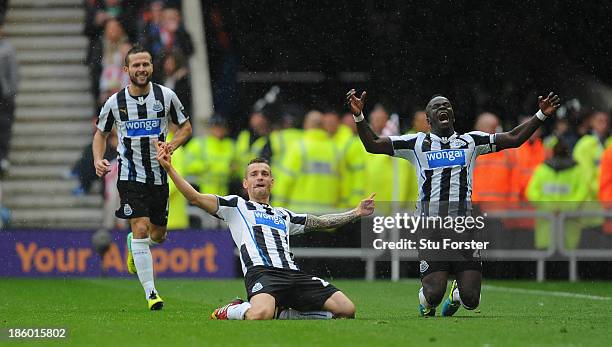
[346,89,394,155]
[304,193,376,232]
[496,92,561,150]
[305,210,360,232]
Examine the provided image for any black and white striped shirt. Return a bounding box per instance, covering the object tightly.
[215,195,307,274]
[389,131,497,216]
[96,82,189,185]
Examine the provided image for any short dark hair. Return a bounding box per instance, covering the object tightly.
[248,158,270,166]
[124,45,152,66]
[245,158,271,178]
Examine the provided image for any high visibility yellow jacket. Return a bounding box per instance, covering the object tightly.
[333,125,367,208]
[364,150,418,214]
[234,130,268,177]
[184,135,235,196]
[166,136,189,230]
[572,134,611,200]
[269,127,302,173]
[272,128,342,214]
[526,158,590,249]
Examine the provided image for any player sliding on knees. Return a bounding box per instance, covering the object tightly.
[156,144,375,320]
[347,89,560,317]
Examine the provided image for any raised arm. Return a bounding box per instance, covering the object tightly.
[156,142,218,214]
[304,193,375,232]
[346,89,394,155]
[495,92,560,150]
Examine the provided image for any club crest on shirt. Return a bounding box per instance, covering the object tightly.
[124,204,133,216]
[451,138,469,148]
[152,100,164,112]
[251,282,263,293]
[254,210,286,231]
[420,260,429,273]
[425,149,466,168]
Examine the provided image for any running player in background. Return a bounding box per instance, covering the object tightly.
[156,147,375,320]
[346,89,560,317]
[93,45,192,310]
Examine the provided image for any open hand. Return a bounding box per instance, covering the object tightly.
[346,89,367,116]
[356,193,376,217]
[538,92,561,116]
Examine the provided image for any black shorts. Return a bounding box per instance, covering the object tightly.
[115,181,169,226]
[419,259,482,278]
[244,266,339,311]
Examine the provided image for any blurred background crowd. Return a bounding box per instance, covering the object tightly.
[0,0,612,278]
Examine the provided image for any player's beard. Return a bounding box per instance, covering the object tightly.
[130,72,151,88]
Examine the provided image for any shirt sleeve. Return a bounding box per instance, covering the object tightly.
[214,195,240,221]
[388,133,419,165]
[96,99,115,133]
[169,90,189,125]
[467,131,497,156]
[280,208,307,235]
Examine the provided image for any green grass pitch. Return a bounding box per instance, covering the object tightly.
[1,278,611,346]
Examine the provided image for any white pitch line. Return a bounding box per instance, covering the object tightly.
[483,285,612,301]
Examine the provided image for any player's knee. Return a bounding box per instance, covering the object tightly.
[334,300,356,319]
[131,220,149,238]
[244,306,275,320]
[150,229,167,244]
[459,291,480,310]
[423,286,446,306]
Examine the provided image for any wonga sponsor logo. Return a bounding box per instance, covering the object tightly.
[426,149,466,168]
[253,211,286,231]
[125,119,161,137]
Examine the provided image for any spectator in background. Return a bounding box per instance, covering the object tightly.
[505,115,547,232]
[0,22,18,177]
[143,5,193,71]
[363,105,417,213]
[267,112,302,182]
[598,145,612,234]
[157,48,191,116]
[273,110,342,214]
[88,18,131,106]
[322,108,366,208]
[84,0,139,76]
[527,139,589,250]
[406,110,431,134]
[511,115,547,202]
[471,112,517,204]
[140,0,164,42]
[183,116,234,228]
[234,111,271,178]
[573,111,610,200]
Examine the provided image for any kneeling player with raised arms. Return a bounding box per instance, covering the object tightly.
[156,143,375,320]
[346,89,560,317]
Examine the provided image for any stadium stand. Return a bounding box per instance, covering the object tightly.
[3,0,102,228]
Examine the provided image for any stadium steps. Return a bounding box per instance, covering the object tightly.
[17,50,86,65]
[10,209,103,229]
[11,36,88,51]
[2,1,102,229]
[12,136,90,150]
[19,80,90,93]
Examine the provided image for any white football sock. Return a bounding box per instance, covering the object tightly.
[278,309,333,320]
[452,287,461,303]
[131,237,157,299]
[227,302,251,320]
[419,287,434,308]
